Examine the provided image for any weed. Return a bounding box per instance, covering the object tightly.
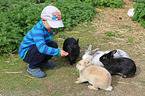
[105,31,120,37]
[127,36,134,43]
[56,32,67,39]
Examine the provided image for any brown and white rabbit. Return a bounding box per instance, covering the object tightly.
[75,56,113,91]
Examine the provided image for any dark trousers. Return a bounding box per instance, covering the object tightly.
[23,41,58,69]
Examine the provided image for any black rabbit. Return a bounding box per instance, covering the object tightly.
[63,38,80,65]
[99,50,136,78]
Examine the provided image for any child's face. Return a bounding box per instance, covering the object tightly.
[43,20,54,31]
[45,21,54,31]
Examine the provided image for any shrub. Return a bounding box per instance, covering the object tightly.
[53,0,96,30]
[0,0,11,12]
[0,0,96,52]
[0,0,125,53]
[132,0,145,28]
[0,2,47,52]
[82,0,124,8]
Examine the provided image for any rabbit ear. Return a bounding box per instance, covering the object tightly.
[91,48,99,55]
[108,50,117,58]
[86,62,91,66]
[74,39,79,44]
[85,60,92,66]
[76,39,79,44]
[87,45,92,51]
[111,50,117,55]
[84,56,93,66]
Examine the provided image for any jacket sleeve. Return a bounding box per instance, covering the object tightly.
[32,29,60,56]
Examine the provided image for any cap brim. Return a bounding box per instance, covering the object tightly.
[47,20,64,28]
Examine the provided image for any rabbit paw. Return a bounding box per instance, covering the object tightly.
[88,85,98,90]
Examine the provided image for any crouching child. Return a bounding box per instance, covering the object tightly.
[18,6,68,78]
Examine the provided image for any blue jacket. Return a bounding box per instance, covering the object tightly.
[18,19,60,60]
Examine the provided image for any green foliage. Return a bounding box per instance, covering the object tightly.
[132,0,145,28]
[105,30,120,37]
[105,31,116,36]
[3,0,45,4]
[127,36,133,43]
[0,0,96,52]
[82,0,124,8]
[0,2,47,52]
[53,0,96,30]
[0,0,11,12]
[56,32,67,39]
[0,0,125,53]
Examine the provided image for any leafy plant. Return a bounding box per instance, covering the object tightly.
[105,30,120,37]
[0,0,125,53]
[0,0,11,12]
[127,36,133,43]
[82,0,124,8]
[0,0,96,52]
[53,0,96,31]
[132,0,137,2]
[0,2,47,52]
[132,0,145,28]
[56,32,67,39]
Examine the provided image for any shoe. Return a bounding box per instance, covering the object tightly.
[40,61,56,69]
[27,65,46,78]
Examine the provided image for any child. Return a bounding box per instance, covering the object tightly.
[18,6,68,78]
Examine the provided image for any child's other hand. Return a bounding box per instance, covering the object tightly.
[60,50,68,57]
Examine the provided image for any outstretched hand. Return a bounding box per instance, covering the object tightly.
[60,50,69,57]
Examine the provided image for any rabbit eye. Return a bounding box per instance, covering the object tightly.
[103,57,107,59]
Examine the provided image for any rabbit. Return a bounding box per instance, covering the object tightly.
[99,50,136,78]
[82,45,99,60]
[75,56,113,91]
[63,38,80,65]
[82,45,130,67]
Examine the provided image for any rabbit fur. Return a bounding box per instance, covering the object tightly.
[100,50,136,78]
[63,38,80,65]
[75,56,113,91]
[82,45,130,67]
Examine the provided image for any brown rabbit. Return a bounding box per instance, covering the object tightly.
[75,56,113,91]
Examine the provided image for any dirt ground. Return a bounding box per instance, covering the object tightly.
[85,0,145,95]
[68,0,145,95]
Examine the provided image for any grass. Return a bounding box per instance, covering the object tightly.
[1,0,145,96]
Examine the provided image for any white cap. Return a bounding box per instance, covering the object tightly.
[41,6,64,28]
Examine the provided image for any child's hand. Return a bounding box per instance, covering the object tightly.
[60,50,68,57]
